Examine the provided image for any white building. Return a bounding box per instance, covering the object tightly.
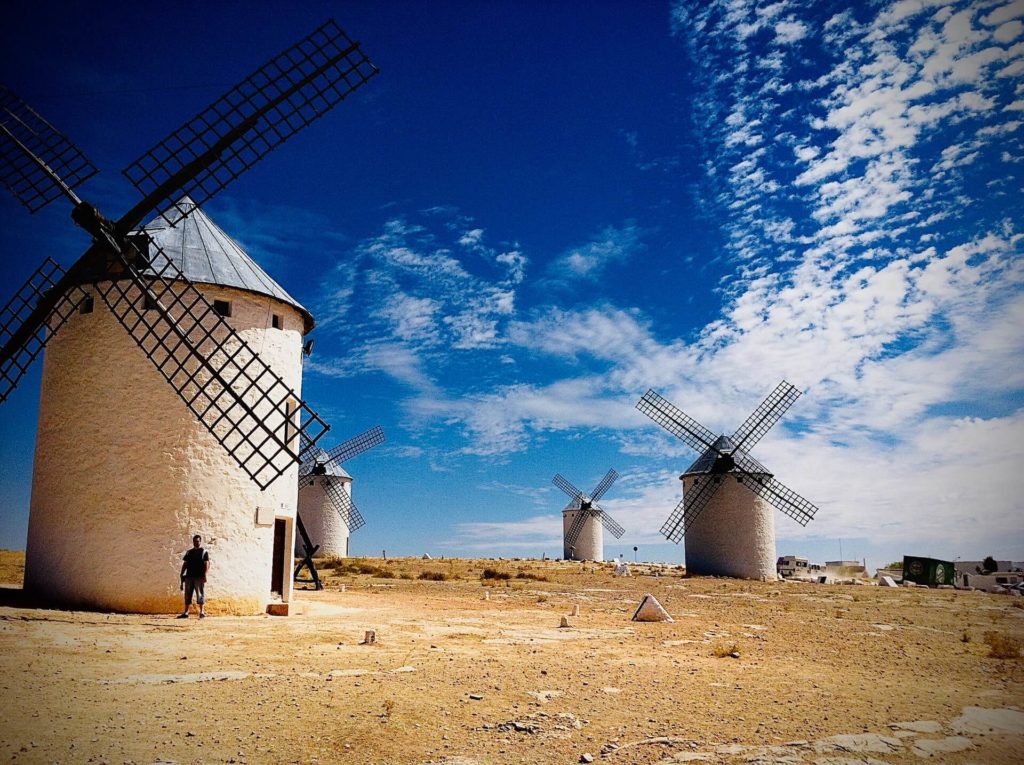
[24,199,310,615]
[681,436,776,580]
[297,460,354,558]
[562,509,603,561]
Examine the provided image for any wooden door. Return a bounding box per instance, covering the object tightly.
[271,518,286,595]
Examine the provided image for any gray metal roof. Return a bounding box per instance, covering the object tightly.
[682,435,772,476]
[307,449,352,479]
[138,197,314,332]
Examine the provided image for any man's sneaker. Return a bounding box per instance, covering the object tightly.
[177,612,189,619]
[199,613,206,619]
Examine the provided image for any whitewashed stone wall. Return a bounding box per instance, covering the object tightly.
[296,476,352,558]
[24,282,305,614]
[681,475,776,579]
[562,509,603,561]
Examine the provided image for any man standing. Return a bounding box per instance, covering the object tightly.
[178,534,210,618]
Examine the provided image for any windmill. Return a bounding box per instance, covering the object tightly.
[294,425,385,589]
[635,381,818,579]
[0,20,379,614]
[552,469,625,561]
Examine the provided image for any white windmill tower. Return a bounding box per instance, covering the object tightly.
[293,425,385,579]
[0,21,379,614]
[552,469,625,561]
[636,382,819,579]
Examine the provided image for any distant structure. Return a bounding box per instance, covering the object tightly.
[296,426,385,559]
[552,469,625,561]
[777,555,823,579]
[636,382,819,579]
[900,556,953,587]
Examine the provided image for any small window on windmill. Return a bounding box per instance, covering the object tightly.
[272,313,282,330]
[213,299,232,318]
[79,295,94,315]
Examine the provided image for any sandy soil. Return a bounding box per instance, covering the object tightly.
[0,553,1021,764]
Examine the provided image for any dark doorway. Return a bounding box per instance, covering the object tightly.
[271,519,286,596]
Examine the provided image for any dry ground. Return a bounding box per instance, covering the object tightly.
[0,552,1021,765]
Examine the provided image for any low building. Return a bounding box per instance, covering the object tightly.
[825,560,867,580]
[958,572,1022,593]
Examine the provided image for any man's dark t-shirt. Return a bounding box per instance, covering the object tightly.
[183,547,209,578]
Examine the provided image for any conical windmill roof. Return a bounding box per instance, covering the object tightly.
[137,197,314,333]
[682,435,772,477]
[306,449,352,480]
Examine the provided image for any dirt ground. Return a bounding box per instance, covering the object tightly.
[0,551,1021,765]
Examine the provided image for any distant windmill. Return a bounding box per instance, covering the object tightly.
[552,469,625,561]
[636,382,818,579]
[0,20,378,613]
[294,425,385,589]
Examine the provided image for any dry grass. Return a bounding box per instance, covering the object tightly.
[481,567,512,581]
[712,641,739,658]
[0,550,24,585]
[984,631,1022,659]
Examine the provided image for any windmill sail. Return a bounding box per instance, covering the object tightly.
[0,19,380,489]
[637,383,818,543]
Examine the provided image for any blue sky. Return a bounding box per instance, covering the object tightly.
[1,0,1022,571]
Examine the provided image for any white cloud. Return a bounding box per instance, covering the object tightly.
[548,224,644,281]
[431,0,1024,551]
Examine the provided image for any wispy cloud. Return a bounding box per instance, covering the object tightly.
[419,0,1024,550]
[546,224,644,282]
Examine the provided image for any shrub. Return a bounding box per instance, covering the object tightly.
[418,571,449,581]
[481,568,511,580]
[711,641,739,658]
[515,572,549,582]
[984,632,1021,659]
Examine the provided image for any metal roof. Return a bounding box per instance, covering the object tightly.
[682,435,772,477]
[138,197,314,333]
[306,449,352,479]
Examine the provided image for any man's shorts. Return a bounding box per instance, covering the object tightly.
[183,576,205,605]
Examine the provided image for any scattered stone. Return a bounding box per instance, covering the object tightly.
[492,712,586,737]
[949,706,1024,735]
[580,754,594,763]
[880,576,899,587]
[814,733,903,754]
[572,604,581,617]
[101,671,249,685]
[614,562,631,576]
[632,593,674,622]
[526,690,562,703]
[888,720,942,734]
[910,736,973,756]
[559,616,571,628]
[362,630,376,645]
[601,687,621,694]
[729,650,741,659]
[468,694,484,701]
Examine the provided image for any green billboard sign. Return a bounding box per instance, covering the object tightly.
[902,556,954,586]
